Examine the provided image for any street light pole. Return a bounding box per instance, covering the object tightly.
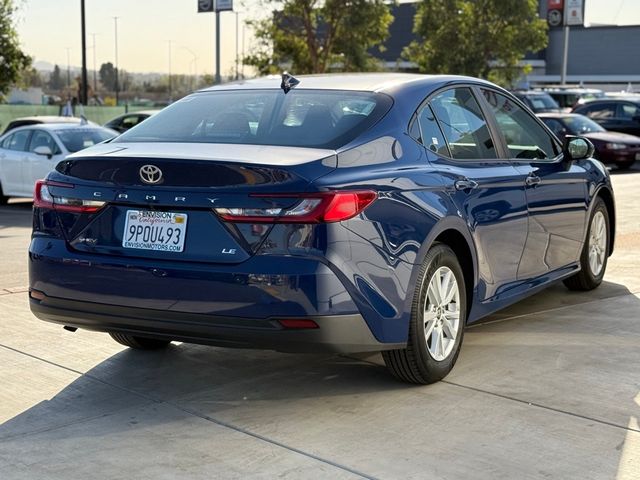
[91,33,97,94]
[113,16,120,105]
[215,10,221,84]
[241,23,245,78]
[65,47,71,89]
[561,25,570,84]
[80,0,88,105]
[168,40,173,102]
[182,46,198,91]
[235,12,239,80]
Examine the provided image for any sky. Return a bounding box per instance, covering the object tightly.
[13,0,640,76]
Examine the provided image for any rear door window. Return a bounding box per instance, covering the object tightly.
[5,130,31,151]
[415,104,449,156]
[429,88,497,160]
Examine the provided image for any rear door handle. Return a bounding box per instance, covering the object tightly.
[454,178,479,191]
[525,174,541,187]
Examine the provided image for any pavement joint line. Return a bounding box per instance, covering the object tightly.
[440,380,640,434]
[0,409,148,442]
[467,289,640,329]
[0,343,377,480]
[344,354,640,434]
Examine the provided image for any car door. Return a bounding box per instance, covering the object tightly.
[576,102,617,131]
[417,86,529,301]
[0,129,32,196]
[480,88,588,279]
[25,129,64,190]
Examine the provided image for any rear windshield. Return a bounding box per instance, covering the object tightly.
[56,128,116,152]
[115,90,392,149]
[528,93,560,111]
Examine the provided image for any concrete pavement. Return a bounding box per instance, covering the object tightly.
[0,168,638,479]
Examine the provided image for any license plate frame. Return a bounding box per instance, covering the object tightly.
[122,210,188,252]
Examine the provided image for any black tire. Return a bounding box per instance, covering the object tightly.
[0,182,8,205]
[382,244,467,385]
[616,161,635,170]
[563,197,610,291]
[109,332,171,350]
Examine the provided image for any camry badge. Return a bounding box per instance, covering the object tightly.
[139,165,163,184]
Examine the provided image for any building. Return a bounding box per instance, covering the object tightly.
[374,2,640,89]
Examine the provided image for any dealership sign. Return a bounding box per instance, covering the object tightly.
[565,0,584,26]
[197,0,233,12]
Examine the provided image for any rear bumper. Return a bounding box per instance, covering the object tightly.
[29,237,404,352]
[30,295,401,353]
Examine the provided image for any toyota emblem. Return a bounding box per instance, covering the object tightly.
[139,165,163,184]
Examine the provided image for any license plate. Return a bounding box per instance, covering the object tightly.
[122,210,187,252]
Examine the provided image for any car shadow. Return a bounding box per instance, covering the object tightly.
[0,280,637,478]
[0,201,33,231]
[608,163,640,175]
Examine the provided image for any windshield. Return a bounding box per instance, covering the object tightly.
[115,90,392,149]
[528,93,560,112]
[56,128,116,152]
[562,115,605,134]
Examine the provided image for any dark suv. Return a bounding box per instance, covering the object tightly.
[573,99,640,136]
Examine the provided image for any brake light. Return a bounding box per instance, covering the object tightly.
[34,180,105,213]
[214,191,377,223]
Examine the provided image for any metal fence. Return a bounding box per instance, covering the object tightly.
[0,105,150,132]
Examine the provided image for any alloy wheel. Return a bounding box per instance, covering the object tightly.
[424,266,460,361]
[588,210,607,276]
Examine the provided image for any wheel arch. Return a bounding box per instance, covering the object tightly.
[410,218,478,323]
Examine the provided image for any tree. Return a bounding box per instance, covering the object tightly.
[0,0,32,101]
[49,65,64,90]
[405,0,547,86]
[99,62,117,91]
[245,0,393,75]
[16,65,43,89]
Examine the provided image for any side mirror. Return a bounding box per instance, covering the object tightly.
[33,145,53,158]
[563,135,594,161]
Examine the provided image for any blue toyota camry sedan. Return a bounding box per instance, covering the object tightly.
[29,73,615,384]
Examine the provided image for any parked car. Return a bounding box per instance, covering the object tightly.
[511,90,561,113]
[541,87,604,111]
[104,110,159,133]
[1,116,98,135]
[572,98,640,136]
[0,123,117,203]
[29,74,615,384]
[539,113,640,169]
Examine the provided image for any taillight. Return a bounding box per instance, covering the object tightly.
[34,180,105,214]
[214,191,377,224]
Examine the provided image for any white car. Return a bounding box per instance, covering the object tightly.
[0,123,117,203]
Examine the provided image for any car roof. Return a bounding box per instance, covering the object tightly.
[513,90,553,96]
[9,116,85,123]
[118,110,160,117]
[541,87,603,93]
[579,98,640,105]
[199,73,495,93]
[5,122,105,134]
[537,113,583,119]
